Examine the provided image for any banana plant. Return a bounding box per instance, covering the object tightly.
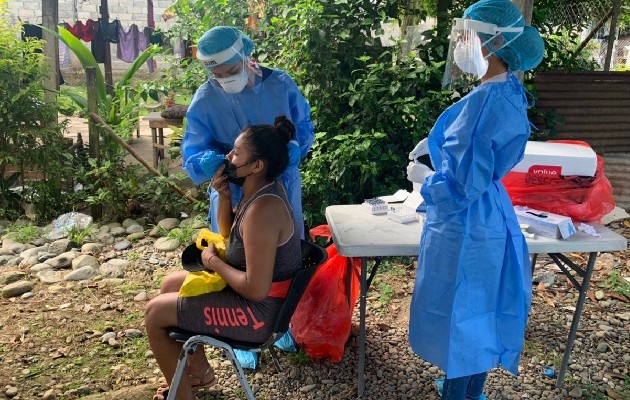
[41,25,162,140]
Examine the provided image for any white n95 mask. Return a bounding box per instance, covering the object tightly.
[215,67,249,94]
[453,37,488,78]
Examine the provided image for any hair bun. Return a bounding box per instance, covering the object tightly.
[273,115,296,143]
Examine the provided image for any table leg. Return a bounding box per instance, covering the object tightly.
[158,127,165,162]
[530,253,538,276]
[356,257,381,399]
[553,251,597,388]
[358,256,367,398]
[150,127,158,168]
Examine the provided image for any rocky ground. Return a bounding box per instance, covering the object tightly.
[0,215,628,400]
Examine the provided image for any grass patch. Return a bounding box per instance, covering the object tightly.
[67,224,94,246]
[286,349,310,366]
[523,340,542,355]
[582,382,607,400]
[120,311,145,324]
[3,223,41,243]
[127,251,141,261]
[599,269,630,297]
[375,280,394,305]
[118,282,142,296]
[378,258,410,277]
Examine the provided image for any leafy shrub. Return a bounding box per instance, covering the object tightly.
[259,0,451,225]
[0,2,75,221]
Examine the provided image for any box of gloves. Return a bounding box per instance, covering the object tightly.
[511,141,597,177]
[514,206,576,239]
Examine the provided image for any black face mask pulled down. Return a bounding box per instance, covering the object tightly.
[223,159,255,187]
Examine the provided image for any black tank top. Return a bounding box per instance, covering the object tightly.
[225,180,302,281]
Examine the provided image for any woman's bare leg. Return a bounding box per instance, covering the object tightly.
[145,292,195,400]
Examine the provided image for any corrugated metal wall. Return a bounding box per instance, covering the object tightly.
[534,71,630,154]
[603,154,630,211]
[534,71,630,211]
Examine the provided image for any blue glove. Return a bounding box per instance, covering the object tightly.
[199,150,226,177]
[287,140,301,168]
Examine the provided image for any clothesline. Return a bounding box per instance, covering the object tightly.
[23,20,186,74]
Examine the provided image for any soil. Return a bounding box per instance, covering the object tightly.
[0,221,629,400]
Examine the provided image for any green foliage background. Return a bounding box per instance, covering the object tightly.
[159,0,610,227]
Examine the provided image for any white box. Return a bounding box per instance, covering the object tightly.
[387,207,418,224]
[511,141,597,177]
[514,206,576,239]
[363,198,388,214]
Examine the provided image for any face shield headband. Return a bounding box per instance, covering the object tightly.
[197,36,245,70]
[442,17,524,90]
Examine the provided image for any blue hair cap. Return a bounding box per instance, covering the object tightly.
[464,0,544,71]
[196,26,254,65]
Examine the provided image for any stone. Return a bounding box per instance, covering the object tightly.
[110,227,127,237]
[133,291,148,301]
[125,328,143,338]
[127,232,145,241]
[154,237,180,252]
[114,240,132,251]
[64,266,97,281]
[126,224,144,234]
[1,239,26,254]
[81,243,102,254]
[45,251,78,269]
[121,218,137,229]
[2,280,34,298]
[568,385,582,398]
[157,218,180,230]
[0,271,27,285]
[72,254,100,270]
[30,263,53,273]
[48,239,72,255]
[37,270,63,284]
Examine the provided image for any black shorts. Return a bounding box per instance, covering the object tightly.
[177,287,284,343]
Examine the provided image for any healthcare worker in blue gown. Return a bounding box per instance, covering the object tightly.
[406,1,545,399]
[181,26,314,238]
[180,26,314,368]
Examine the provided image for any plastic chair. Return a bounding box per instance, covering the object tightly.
[166,240,328,400]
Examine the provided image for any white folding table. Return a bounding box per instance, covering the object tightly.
[325,204,627,399]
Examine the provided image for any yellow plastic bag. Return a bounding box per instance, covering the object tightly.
[179,229,229,297]
[179,271,227,297]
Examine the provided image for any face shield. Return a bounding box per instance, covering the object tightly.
[196,36,260,94]
[442,17,524,90]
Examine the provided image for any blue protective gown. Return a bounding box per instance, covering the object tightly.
[181,67,314,236]
[409,72,532,379]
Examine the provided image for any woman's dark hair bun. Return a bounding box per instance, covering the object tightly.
[273,115,296,143]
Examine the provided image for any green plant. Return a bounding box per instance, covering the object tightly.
[3,223,41,243]
[286,349,310,366]
[0,173,22,220]
[66,224,94,246]
[127,251,141,261]
[0,3,75,222]
[599,269,630,298]
[257,0,452,226]
[375,280,395,305]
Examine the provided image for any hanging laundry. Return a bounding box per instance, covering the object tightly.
[66,20,95,42]
[91,19,120,63]
[117,23,140,63]
[22,24,65,85]
[141,27,155,73]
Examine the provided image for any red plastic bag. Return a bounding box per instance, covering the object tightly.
[502,140,615,222]
[290,225,361,362]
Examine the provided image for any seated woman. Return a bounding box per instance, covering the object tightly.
[145,116,302,400]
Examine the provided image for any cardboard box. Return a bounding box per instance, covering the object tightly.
[511,141,597,177]
[514,206,576,239]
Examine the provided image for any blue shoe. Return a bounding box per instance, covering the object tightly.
[233,349,258,369]
[435,378,444,396]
